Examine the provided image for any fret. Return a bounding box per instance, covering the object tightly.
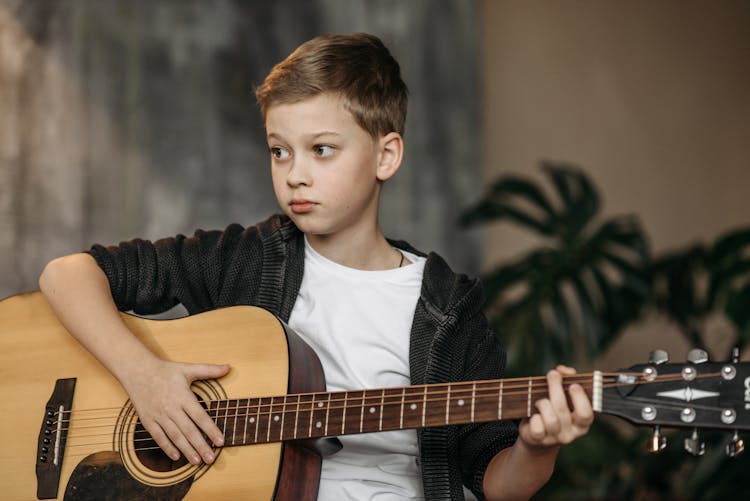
[231,399,238,445]
[220,399,229,443]
[293,394,301,439]
[498,380,503,419]
[241,398,250,444]
[324,393,331,436]
[359,390,366,433]
[471,383,476,422]
[341,391,348,435]
[266,396,274,443]
[399,388,406,429]
[379,389,385,431]
[527,379,532,417]
[421,386,427,427]
[279,395,287,441]
[445,385,451,424]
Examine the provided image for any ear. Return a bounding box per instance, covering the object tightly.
[375,132,404,181]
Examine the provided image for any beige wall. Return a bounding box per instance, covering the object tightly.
[480,0,750,367]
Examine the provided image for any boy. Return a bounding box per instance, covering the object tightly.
[39,33,592,500]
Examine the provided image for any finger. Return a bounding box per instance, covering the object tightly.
[534,398,561,437]
[172,409,217,464]
[556,365,577,375]
[141,419,181,461]
[526,414,547,443]
[569,383,594,428]
[546,369,571,415]
[185,397,225,447]
[160,416,202,465]
[184,363,231,382]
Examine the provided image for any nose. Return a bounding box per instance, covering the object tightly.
[286,158,312,187]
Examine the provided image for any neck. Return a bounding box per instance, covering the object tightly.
[306,224,400,270]
[206,373,603,447]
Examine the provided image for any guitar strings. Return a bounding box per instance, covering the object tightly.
[53,371,693,434]
[55,371,724,454]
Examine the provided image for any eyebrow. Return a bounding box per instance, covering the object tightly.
[266,131,343,142]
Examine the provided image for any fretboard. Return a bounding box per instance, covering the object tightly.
[207,373,603,446]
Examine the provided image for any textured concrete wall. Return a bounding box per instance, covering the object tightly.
[0,0,482,299]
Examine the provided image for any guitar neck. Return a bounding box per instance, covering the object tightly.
[209,372,604,446]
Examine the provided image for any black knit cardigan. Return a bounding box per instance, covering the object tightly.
[88,214,519,500]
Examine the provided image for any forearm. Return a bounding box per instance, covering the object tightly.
[38,253,159,381]
[482,439,559,501]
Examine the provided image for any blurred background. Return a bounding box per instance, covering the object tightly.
[1,1,749,499]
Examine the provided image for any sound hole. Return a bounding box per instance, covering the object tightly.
[134,397,211,472]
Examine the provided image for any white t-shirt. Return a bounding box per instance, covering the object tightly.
[288,237,427,500]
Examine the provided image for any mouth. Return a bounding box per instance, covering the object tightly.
[289,199,317,214]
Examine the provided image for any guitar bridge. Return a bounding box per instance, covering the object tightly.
[36,378,76,499]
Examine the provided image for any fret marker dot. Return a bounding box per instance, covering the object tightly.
[318,402,324,408]
[249,417,255,424]
[410,403,417,410]
[273,415,280,422]
[458,399,465,406]
[316,421,322,428]
[370,407,376,414]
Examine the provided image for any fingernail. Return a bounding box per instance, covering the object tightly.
[214,436,224,446]
[192,454,201,464]
[206,452,214,462]
[171,452,180,461]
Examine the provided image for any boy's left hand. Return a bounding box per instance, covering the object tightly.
[518,365,594,448]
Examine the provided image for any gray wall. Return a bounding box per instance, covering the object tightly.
[0,0,482,299]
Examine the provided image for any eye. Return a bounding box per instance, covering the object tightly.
[270,146,290,160]
[314,145,335,158]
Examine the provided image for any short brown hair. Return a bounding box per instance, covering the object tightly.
[255,33,408,137]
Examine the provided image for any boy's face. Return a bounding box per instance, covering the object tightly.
[265,93,394,239]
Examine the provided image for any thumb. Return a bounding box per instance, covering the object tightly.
[183,362,231,382]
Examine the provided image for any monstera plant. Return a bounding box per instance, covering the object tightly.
[459,162,650,375]
[459,162,750,500]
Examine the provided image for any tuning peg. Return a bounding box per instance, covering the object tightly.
[726,430,745,458]
[684,429,706,456]
[648,426,667,454]
[731,347,740,363]
[649,350,669,365]
[687,349,709,364]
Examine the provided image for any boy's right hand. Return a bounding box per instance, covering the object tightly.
[119,356,230,464]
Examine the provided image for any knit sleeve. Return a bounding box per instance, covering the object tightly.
[86,223,264,315]
[457,320,519,500]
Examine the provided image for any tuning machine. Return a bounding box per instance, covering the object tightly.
[726,430,745,458]
[687,349,709,364]
[648,426,667,454]
[684,428,705,456]
[649,350,669,365]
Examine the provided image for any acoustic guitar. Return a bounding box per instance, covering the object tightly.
[1,291,748,500]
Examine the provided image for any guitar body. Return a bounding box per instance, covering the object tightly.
[0,292,325,500]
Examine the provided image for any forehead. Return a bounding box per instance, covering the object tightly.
[265,93,363,138]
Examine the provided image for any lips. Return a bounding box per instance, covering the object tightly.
[290,199,317,214]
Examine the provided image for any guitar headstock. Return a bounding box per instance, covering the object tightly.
[602,348,749,456]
